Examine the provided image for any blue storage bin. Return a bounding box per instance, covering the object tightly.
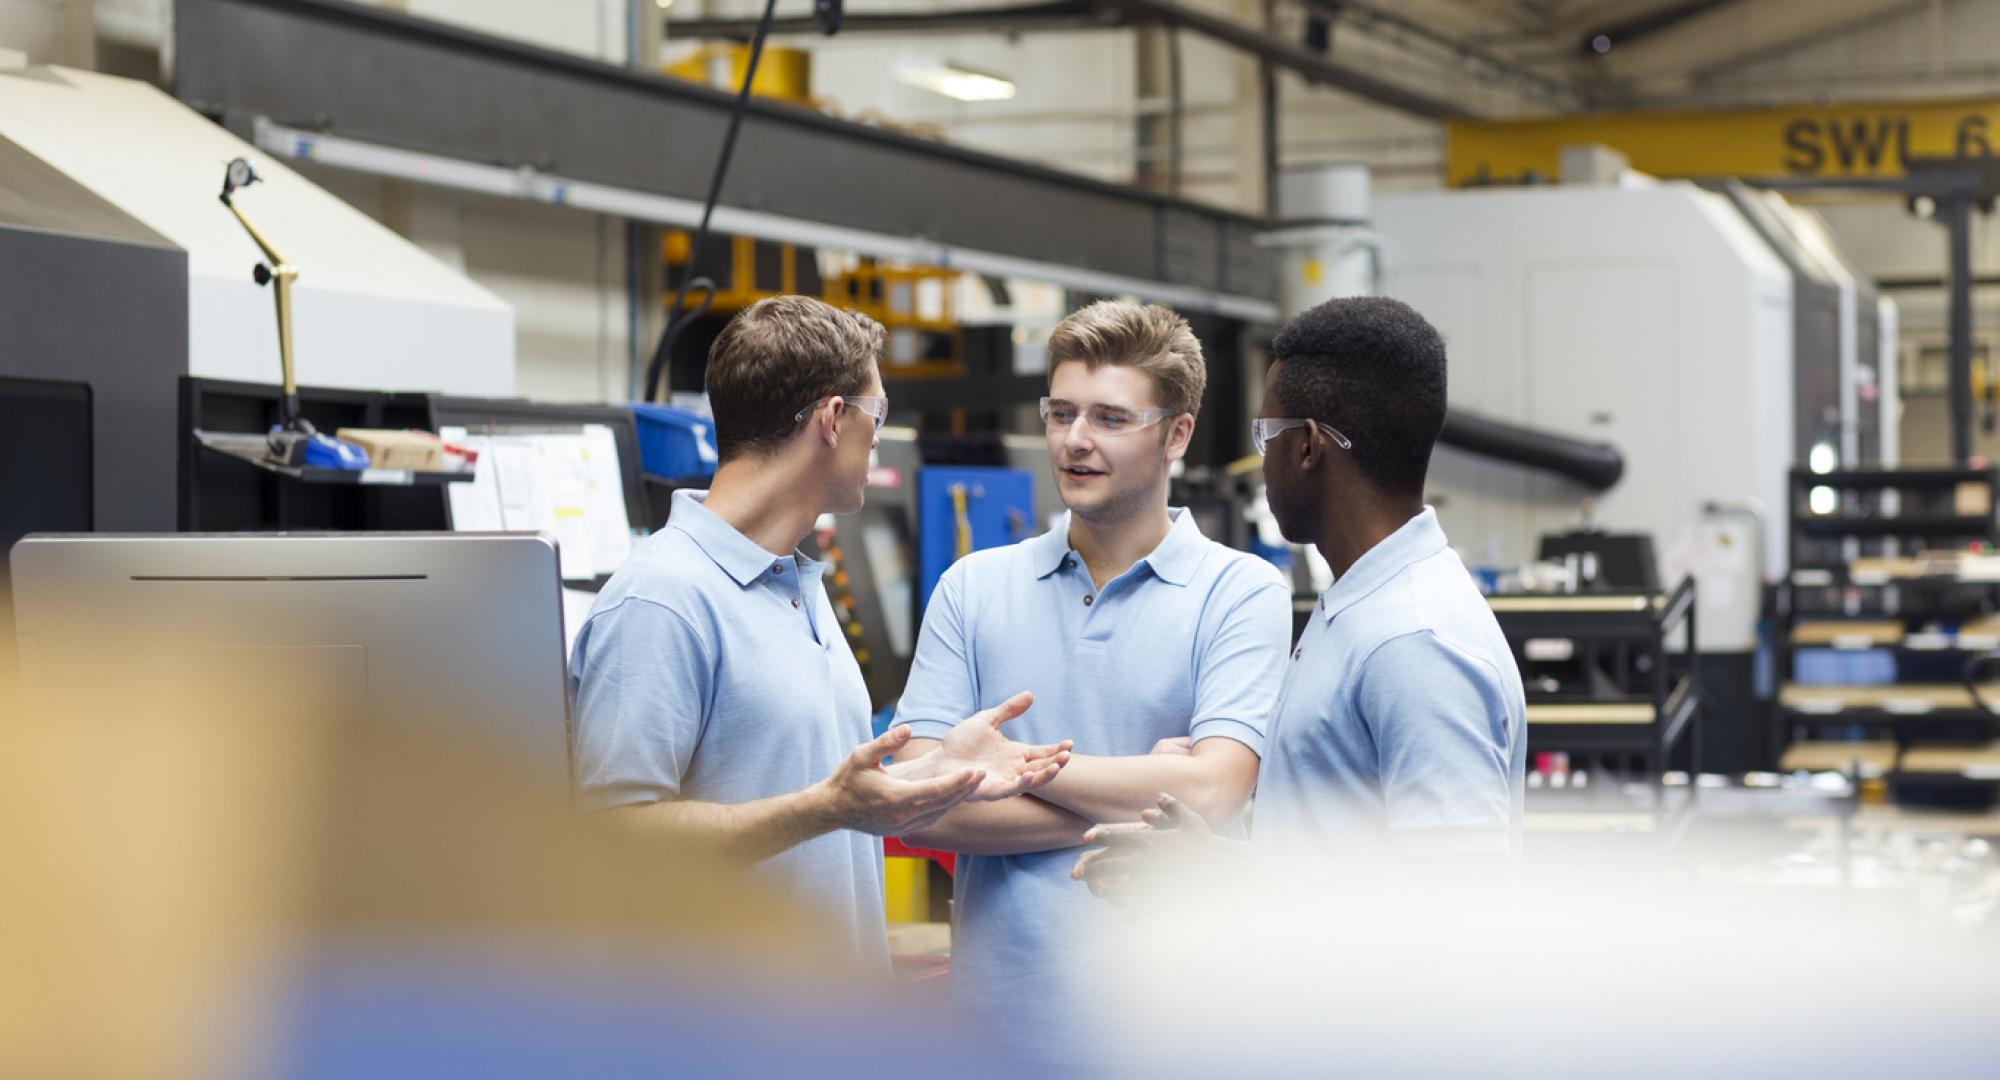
[1793,647,1896,686]
[629,403,719,480]
[1250,538,1293,575]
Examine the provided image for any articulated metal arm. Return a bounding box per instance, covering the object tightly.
[219,158,304,421]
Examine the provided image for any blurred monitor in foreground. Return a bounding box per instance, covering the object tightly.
[0,545,1005,1080]
[8,532,571,798]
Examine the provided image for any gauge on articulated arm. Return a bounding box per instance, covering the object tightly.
[222,157,259,199]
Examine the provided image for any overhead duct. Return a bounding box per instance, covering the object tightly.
[1437,410,1625,493]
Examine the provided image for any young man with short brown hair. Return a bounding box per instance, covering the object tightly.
[570,295,1071,966]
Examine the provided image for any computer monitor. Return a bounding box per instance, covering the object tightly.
[9,532,571,798]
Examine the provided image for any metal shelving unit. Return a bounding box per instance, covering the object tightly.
[1488,576,1701,801]
[194,430,474,487]
[1774,467,2000,805]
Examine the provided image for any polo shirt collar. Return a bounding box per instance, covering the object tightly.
[1322,506,1448,621]
[668,488,816,588]
[1139,508,1206,587]
[1029,507,1205,587]
[1027,512,1077,579]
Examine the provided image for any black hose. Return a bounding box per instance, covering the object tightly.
[641,0,785,404]
[1438,409,1625,492]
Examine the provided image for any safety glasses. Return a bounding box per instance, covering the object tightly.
[1039,397,1181,438]
[1251,417,1353,456]
[795,395,889,431]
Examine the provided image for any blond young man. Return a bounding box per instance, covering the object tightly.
[890,300,1291,1040]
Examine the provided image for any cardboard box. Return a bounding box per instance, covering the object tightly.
[335,428,445,471]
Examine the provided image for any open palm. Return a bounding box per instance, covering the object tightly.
[891,691,1073,801]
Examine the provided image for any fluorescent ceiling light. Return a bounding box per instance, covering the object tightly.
[896,59,1015,102]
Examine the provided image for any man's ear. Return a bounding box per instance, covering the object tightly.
[1297,424,1327,475]
[816,399,843,449]
[1163,414,1195,463]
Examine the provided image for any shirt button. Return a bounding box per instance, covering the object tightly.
[1062,558,1075,571]
[1293,648,1302,661]
[772,563,784,575]
[1083,595,1094,607]
[791,599,800,608]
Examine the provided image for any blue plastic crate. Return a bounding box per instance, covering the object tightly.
[629,403,718,480]
[1793,647,1896,686]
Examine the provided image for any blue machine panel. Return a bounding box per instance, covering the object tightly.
[916,466,1036,613]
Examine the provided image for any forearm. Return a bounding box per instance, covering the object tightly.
[605,784,838,864]
[1036,752,1252,827]
[901,794,1092,856]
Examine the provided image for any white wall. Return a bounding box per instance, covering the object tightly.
[400,0,627,63]
[0,0,62,63]
[799,28,1140,184]
[315,1,638,403]
[305,164,634,403]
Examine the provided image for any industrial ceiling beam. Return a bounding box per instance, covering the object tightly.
[1087,0,1479,120]
[1302,0,1576,107]
[674,0,1486,120]
[1572,0,1732,55]
[667,1,1114,40]
[1602,0,1928,84]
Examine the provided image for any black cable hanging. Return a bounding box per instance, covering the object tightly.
[642,0,845,404]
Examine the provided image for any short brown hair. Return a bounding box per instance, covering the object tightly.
[1046,300,1206,418]
[705,295,885,461]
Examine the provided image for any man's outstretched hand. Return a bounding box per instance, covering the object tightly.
[815,725,991,838]
[888,691,1073,801]
[1070,792,1225,907]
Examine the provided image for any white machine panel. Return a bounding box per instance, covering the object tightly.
[1376,182,1795,652]
[0,66,514,397]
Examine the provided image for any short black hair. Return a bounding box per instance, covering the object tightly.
[1269,296,1446,499]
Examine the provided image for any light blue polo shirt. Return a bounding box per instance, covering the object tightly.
[1253,507,1526,859]
[568,490,887,968]
[894,508,1290,1037]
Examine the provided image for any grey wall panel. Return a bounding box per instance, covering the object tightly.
[1716,184,1841,465]
[1221,226,1272,298]
[174,0,1274,298]
[0,226,187,531]
[1159,206,1222,291]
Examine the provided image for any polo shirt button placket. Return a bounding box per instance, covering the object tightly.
[776,562,800,609]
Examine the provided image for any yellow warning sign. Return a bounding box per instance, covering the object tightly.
[1447,98,2000,186]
